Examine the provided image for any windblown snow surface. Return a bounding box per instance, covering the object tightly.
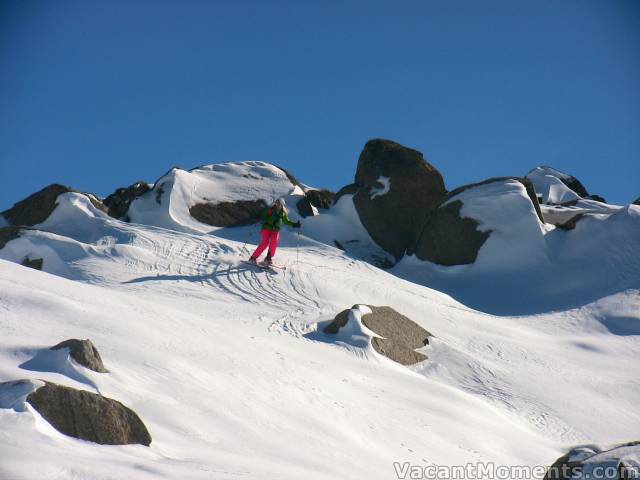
[1,166,639,479]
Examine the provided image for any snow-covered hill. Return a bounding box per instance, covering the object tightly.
[1,156,639,479]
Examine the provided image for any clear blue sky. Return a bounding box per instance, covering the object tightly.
[1,0,639,210]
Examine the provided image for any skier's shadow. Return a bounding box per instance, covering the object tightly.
[122,264,273,284]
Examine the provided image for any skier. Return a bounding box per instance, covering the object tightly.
[248,198,301,266]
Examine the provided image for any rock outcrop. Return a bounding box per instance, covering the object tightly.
[412,199,491,266]
[324,305,431,365]
[26,381,151,446]
[1,184,74,226]
[345,139,446,260]
[103,181,151,219]
[1,184,107,226]
[51,339,107,373]
[190,199,268,227]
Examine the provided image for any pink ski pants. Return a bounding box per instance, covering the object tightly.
[251,229,280,259]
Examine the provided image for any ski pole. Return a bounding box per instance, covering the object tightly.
[296,228,300,264]
[241,225,255,255]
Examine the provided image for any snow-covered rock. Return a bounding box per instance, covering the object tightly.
[127,162,303,233]
[323,305,431,365]
[527,165,592,202]
[412,177,546,268]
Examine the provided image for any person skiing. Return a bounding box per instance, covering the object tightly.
[248,198,301,265]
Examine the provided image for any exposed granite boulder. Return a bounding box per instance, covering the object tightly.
[306,189,335,209]
[26,381,151,446]
[559,173,589,198]
[324,305,431,365]
[411,177,544,266]
[1,184,108,226]
[103,181,151,219]
[544,441,640,480]
[0,226,25,249]
[350,139,446,261]
[1,184,73,226]
[586,194,607,203]
[555,213,585,231]
[21,257,43,270]
[190,199,268,227]
[296,197,315,218]
[333,183,359,204]
[51,339,107,373]
[412,200,490,266]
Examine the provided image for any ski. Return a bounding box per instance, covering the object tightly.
[241,260,286,271]
[260,262,286,271]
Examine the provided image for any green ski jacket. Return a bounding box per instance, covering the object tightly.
[259,207,297,231]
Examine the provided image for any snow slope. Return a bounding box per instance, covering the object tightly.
[1,185,639,479]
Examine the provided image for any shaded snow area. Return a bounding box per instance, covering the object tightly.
[301,194,394,265]
[0,169,639,479]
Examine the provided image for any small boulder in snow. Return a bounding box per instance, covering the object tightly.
[349,139,446,261]
[21,257,43,270]
[544,441,640,480]
[297,189,336,217]
[0,226,25,249]
[190,199,268,227]
[305,189,336,210]
[324,305,431,365]
[25,381,152,446]
[51,338,107,373]
[103,181,151,220]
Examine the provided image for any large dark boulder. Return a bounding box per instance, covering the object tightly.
[1,184,73,226]
[412,200,490,266]
[324,305,431,365]
[348,139,446,261]
[190,199,268,227]
[103,181,151,219]
[26,381,151,445]
[411,177,544,266]
[51,339,107,373]
[1,184,108,226]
